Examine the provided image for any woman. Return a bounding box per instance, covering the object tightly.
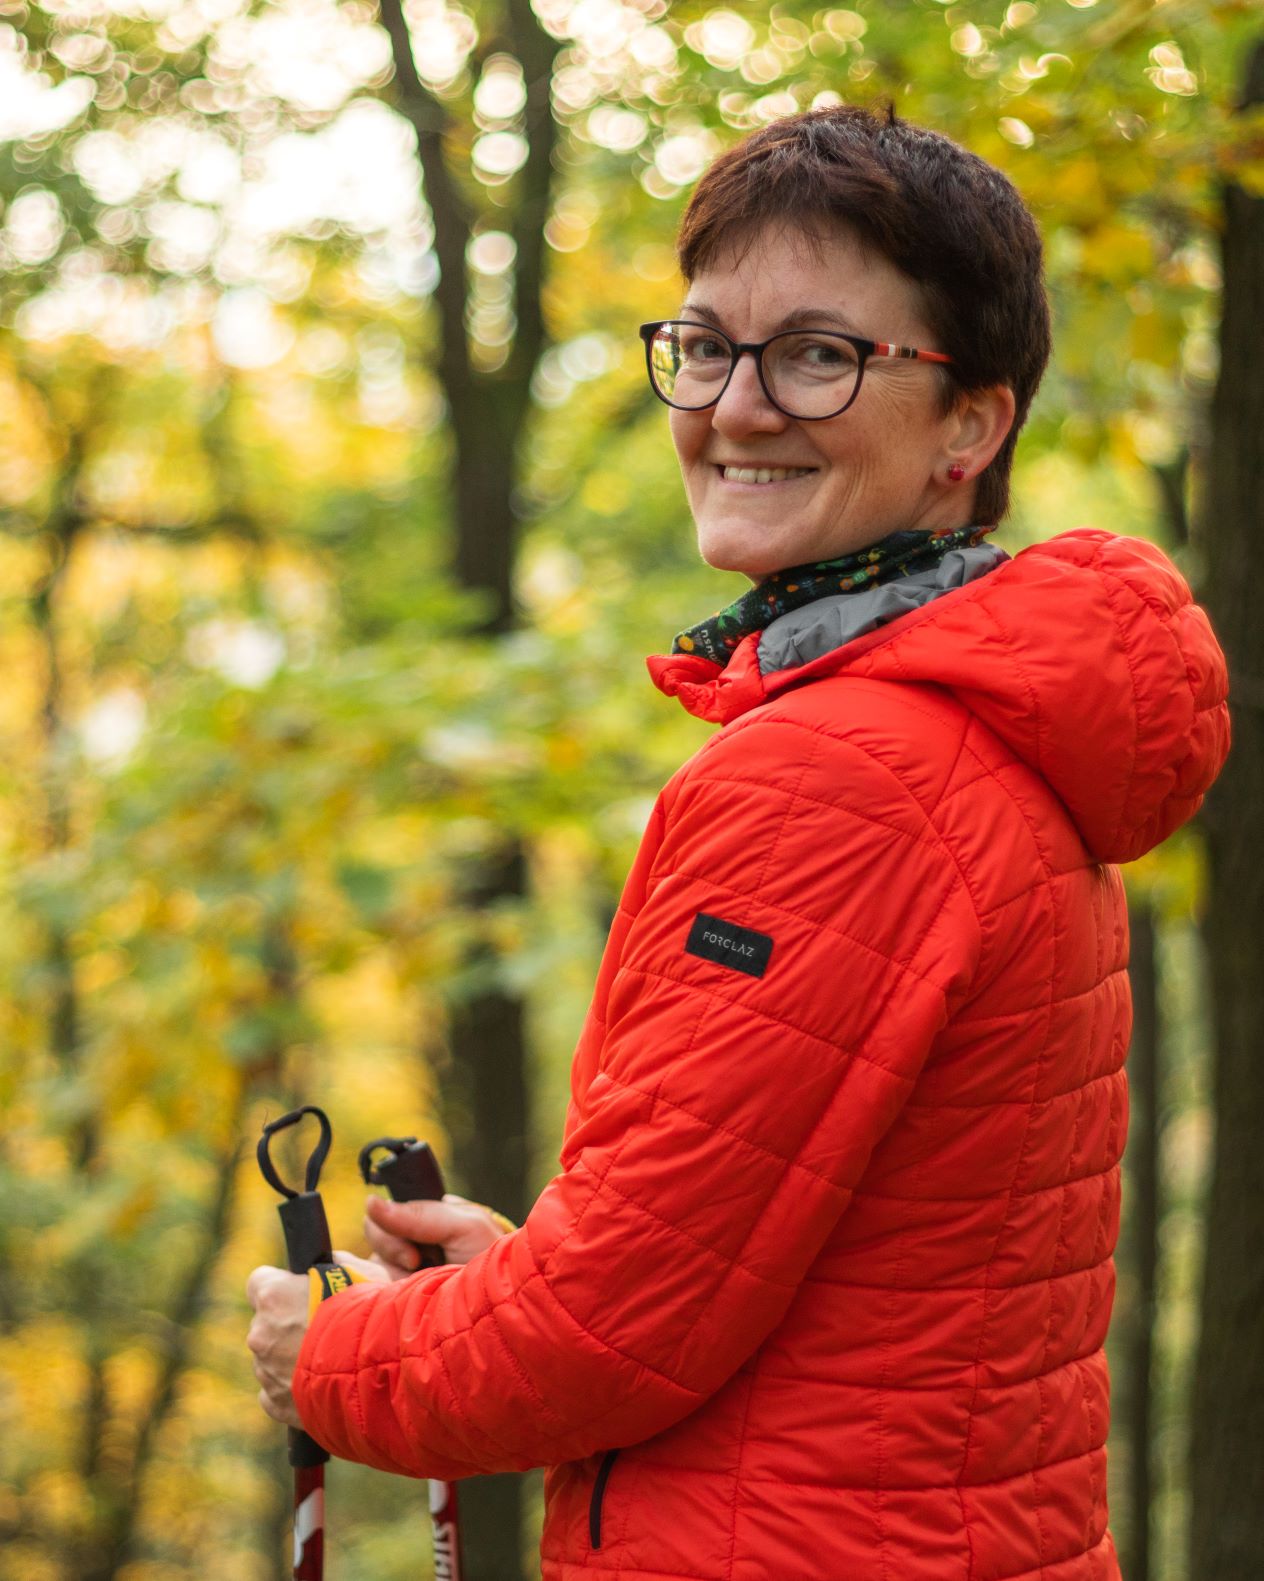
[248,107,1229,1580]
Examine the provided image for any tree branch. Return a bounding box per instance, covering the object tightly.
[110,513,263,542]
[504,0,561,387]
[377,0,473,397]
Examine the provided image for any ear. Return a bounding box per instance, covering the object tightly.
[943,384,1017,481]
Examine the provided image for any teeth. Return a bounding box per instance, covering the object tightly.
[720,465,814,484]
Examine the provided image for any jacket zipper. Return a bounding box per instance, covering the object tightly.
[588,1449,620,1550]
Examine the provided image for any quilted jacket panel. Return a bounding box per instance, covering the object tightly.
[294,531,1228,1580]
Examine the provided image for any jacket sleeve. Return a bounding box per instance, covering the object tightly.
[292,712,983,1478]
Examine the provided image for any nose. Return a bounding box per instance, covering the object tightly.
[710,348,789,437]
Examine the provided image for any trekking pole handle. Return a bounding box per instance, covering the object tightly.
[358,1137,447,1268]
[258,1106,335,1469]
[359,1136,465,1581]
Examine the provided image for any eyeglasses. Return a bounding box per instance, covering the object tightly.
[638,320,954,421]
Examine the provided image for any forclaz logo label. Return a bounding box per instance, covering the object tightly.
[684,912,774,979]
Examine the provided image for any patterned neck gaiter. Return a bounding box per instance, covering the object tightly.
[671,524,994,665]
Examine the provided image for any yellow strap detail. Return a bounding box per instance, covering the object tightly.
[307,1262,371,1321]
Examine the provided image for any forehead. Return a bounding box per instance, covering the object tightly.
[681,221,931,340]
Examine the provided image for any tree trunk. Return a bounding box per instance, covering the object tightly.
[377,3,558,1574]
[439,841,533,1581]
[31,472,95,1167]
[1120,896,1157,1581]
[1188,37,1264,1581]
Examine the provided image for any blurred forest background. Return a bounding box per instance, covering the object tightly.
[0,0,1261,1577]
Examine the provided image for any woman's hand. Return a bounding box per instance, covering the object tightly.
[246,1253,387,1427]
[247,1201,510,1427]
[363,1192,512,1278]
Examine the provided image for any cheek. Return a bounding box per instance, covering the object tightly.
[867,379,947,447]
[818,392,934,478]
[669,409,709,471]
[811,417,873,479]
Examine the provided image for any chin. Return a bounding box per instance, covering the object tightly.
[695,521,786,581]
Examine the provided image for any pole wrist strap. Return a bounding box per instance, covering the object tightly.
[308,1262,373,1321]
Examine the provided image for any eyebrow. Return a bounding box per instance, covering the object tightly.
[679,301,865,336]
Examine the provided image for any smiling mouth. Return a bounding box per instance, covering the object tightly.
[715,465,817,484]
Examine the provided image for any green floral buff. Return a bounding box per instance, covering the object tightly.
[672,525,993,666]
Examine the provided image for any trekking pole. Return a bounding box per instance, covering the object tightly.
[258,1105,336,1581]
[359,1136,464,1581]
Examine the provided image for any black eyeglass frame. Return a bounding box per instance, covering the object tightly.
[638,319,955,422]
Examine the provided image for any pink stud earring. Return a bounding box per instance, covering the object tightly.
[948,463,966,482]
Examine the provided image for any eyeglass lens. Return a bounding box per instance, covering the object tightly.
[648,322,861,418]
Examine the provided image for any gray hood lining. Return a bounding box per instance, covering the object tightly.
[757,543,1009,678]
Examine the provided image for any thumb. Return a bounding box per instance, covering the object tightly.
[332,1250,390,1283]
[365,1193,452,1241]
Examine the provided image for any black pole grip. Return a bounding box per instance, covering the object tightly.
[281,1193,334,1469]
[282,1192,333,1469]
[361,1139,447,1270]
[257,1108,337,1471]
[279,1193,334,1277]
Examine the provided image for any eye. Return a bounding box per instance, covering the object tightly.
[771,333,860,381]
[678,329,730,362]
[797,338,848,366]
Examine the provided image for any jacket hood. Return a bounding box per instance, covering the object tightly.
[648,529,1230,865]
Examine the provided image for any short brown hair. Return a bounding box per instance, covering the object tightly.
[676,106,1051,524]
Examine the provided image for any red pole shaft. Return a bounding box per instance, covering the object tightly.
[293,1463,326,1580]
[428,1479,462,1581]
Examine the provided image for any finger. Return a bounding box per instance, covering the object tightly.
[255,1357,290,1393]
[366,1194,455,1243]
[246,1265,283,1308]
[258,1388,289,1425]
[332,1250,390,1283]
[362,1214,421,1272]
[362,1204,419,1252]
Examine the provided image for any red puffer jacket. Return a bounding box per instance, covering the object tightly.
[294,529,1228,1581]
